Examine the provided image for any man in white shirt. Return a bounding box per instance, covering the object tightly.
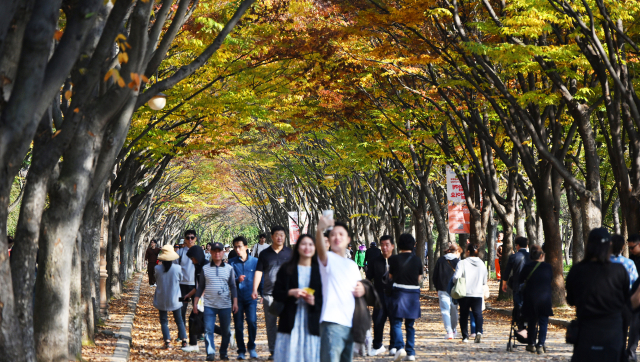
[251,233,270,258]
[315,216,364,362]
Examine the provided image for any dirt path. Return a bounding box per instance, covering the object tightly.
[123,274,573,361]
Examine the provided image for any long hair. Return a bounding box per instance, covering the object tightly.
[286,234,317,274]
[162,260,173,273]
[584,227,611,263]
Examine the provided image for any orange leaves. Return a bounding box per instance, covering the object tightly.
[64,90,72,100]
[54,30,63,41]
[104,69,125,87]
[118,52,129,64]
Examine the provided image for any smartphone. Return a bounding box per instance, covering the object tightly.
[322,209,334,220]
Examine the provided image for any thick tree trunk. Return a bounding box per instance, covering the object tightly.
[567,187,584,263]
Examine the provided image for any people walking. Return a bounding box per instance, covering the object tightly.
[273,234,323,362]
[315,216,365,362]
[518,245,552,354]
[453,243,488,343]
[433,244,461,339]
[252,226,293,360]
[566,228,630,362]
[175,230,198,331]
[145,239,160,286]
[501,237,530,331]
[194,242,238,361]
[181,245,207,352]
[251,233,270,258]
[205,243,212,262]
[495,232,503,280]
[364,241,381,272]
[229,236,259,360]
[366,235,396,356]
[355,245,366,271]
[388,234,423,361]
[153,245,188,349]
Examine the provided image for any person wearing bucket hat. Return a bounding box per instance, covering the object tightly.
[154,244,188,350]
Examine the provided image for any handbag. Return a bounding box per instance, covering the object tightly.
[566,319,579,344]
[189,311,205,335]
[451,263,466,300]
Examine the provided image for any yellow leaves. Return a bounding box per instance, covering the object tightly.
[104,69,126,87]
[64,90,72,100]
[118,52,129,64]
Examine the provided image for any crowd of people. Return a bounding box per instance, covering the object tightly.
[142,217,640,362]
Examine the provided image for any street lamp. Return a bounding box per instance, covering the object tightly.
[277,197,285,203]
[148,93,167,110]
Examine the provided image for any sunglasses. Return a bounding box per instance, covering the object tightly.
[186,236,196,240]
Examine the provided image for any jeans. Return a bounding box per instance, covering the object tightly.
[204,307,232,357]
[390,317,416,356]
[527,315,548,346]
[372,293,395,349]
[438,291,458,334]
[320,322,354,362]
[180,284,196,326]
[470,313,476,334]
[234,298,257,353]
[159,309,187,341]
[262,295,278,354]
[458,297,483,339]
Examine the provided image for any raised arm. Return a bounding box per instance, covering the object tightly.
[315,214,334,266]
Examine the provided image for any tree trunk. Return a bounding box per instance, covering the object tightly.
[68,232,82,360]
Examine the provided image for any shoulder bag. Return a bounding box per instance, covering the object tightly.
[451,262,466,300]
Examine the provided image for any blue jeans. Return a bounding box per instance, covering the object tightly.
[438,291,458,334]
[470,312,476,334]
[204,307,232,357]
[320,322,354,362]
[527,315,548,346]
[234,299,257,353]
[390,317,415,356]
[159,309,187,341]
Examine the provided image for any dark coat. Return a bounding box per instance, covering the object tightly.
[432,255,459,292]
[518,261,553,318]
[272,262,323,336]
[502,248,530,289]
[365,247,381,267]
[352,279,380,344]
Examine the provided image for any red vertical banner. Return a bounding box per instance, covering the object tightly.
[446,166,470,234]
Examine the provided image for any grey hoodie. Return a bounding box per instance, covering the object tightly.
[453,256,487,298]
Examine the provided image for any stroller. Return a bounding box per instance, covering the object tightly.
[506,297,528,351]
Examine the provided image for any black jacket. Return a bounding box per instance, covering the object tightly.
[352,279,379,344]
[518,261,553,317]
[432,255,459,292]
[502,248,530,289]
[366,254,389,297]
[273,262,323,336]
[365,247,382,267]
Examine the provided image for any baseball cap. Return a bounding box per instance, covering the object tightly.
[211,242,224,251]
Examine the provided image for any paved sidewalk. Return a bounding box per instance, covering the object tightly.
[126,274,573,361]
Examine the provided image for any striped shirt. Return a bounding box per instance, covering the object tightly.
[196,261,237,309]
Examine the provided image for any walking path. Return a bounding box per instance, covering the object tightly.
[120,274,573,361]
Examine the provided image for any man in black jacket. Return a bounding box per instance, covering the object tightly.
[366,235,395,356]
[364,241,381,271]
[501,237,530,329]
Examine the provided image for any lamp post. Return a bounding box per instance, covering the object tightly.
[148,92,167,110]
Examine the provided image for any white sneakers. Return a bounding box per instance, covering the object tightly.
[446,333,454,340]
[404,356,416,361]
[181,345,199,352]
[370,345,386,356]
[474,333,482,343]
[394,348,407,362]
[389,348,397,356]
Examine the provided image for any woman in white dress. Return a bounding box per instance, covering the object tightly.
[272,234,323,362]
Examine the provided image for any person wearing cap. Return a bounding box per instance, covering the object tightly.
[194,242,238,361]
[175,230,198,335]
[364,241,381,272]
[251,233,270,258]
[153,244,188,350]
[229,236,259,360]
